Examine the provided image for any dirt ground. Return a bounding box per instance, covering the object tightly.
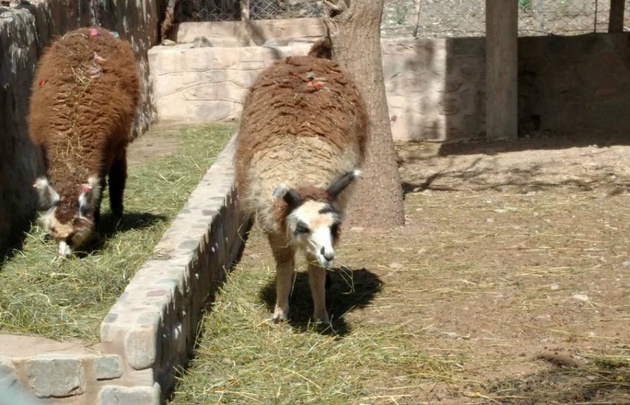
[328,135,630,403]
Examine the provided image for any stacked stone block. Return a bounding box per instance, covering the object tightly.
[149,43,314,122]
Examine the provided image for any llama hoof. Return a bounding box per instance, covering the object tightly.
[313,313,330,325]
[272,314,288,323]
[272,308,289,323]
[111,207,123,219]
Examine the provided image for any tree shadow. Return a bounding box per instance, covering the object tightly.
[259,266,383,337]
[438,131,630,158]
[482,355,630,404]
[399,137,630,196]
[401,164,625,197]
[76,211,167,256]
[401,156,485,195]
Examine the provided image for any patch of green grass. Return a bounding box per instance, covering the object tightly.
[0,123,235,342]
[169,230,461,405]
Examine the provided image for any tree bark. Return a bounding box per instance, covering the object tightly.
[323,0,405,229]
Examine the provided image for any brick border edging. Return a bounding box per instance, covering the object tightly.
[98,132,249,403]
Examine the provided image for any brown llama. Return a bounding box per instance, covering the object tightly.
[235,40,368,324]
[29,27,140,257]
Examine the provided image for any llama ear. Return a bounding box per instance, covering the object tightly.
[326,169,361,200]
[272,183,302,208]
[33,177,60,208]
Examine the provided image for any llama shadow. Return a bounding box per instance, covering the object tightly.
[259,266,383,337]
[75,211,167,256]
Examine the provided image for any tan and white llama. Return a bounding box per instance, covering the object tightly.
[235,41,368,324]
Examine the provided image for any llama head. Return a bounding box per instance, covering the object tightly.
[273,170,361,268]
[34,176,101,257]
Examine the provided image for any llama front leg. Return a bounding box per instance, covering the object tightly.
[268,233,295,322]
[109,149,127,218]
[308,263,330,324]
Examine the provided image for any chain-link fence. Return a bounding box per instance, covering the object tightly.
[519,0,620,35]
[187,0,323,21]
[182,0,629,38]
[251,0,323,19]
[381,0,629,38]
[381,0,486,38]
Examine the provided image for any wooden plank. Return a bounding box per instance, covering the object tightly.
[609,0,625,33]
[485,0,518,140]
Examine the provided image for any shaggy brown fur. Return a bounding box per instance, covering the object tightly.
[235,55,367,228]
[28,27,139,250]
[307,38,332,60]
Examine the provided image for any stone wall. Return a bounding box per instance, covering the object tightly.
[519,33,630,138]
[0,0,164,252]
[149,42,315,122]
[383,37,486,142]
[172,17,326,46]
[99,134,248,404]
[387,33,630,141]
[150,24,630,143]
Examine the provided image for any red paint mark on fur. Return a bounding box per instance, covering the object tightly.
[38,80,46,86]
[90,28,100,37]
[80,184,91,193]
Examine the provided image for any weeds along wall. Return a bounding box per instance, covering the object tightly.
[0,0,165,252]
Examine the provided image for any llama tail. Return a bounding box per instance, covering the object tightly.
[308,38,332,60]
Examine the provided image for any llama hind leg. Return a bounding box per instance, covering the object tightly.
[94,176,107,226]
[308,262,330,324]
[109,149,127,218]
[268,233,295,322]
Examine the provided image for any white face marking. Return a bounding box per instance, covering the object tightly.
[45,212,93,254]
[59,241,72,258]
[78,176,101,218]
[286,200,339,268]
[33,177,60,208]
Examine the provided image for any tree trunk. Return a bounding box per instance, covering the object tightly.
[323,0,405,229]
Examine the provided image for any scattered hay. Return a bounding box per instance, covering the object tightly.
[168,229,464,405]
[0,123,234,342]
[170,139,630,404]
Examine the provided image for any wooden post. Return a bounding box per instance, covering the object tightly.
[241,0,250,20]
[485,0,518,140]
[609,0,625,33]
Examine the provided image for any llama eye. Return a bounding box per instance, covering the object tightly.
[331,223,340,236]
[295,222,310,235]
